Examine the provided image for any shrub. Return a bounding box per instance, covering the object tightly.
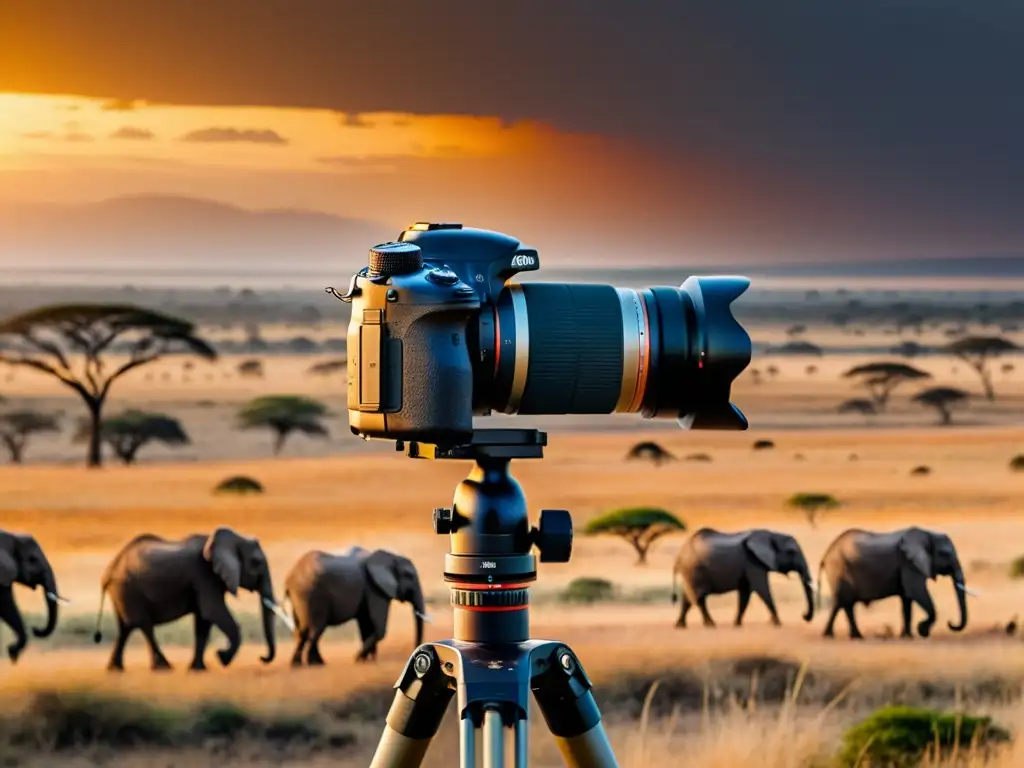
[214,475,264,495]
[684,452,712,462]
[837,705,1010,767]
[910,465,931,476]
[1008,555,1024,579]
[1011,454,1024,472]
[753,439,775,450]
[561,577,616,604]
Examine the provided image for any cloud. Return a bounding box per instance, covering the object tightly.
[339,112,371,128]
[101,98,144,111]
[179,127,288,145]
[110,126,155,140]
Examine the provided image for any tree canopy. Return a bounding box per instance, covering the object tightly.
[583,506,685,564]
[236,395,330,455]
[837,398,877,416]
[911,386,969,426]
[944,336,1019,401]
[75,409,190,465]
[0,409,60,464]
[786,492,840,527]
[0,304,215,467]
[767,340,823,356]
[842,361,932,408]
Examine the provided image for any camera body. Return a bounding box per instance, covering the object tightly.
[336,222,752,448]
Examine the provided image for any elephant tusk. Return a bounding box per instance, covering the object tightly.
[416,611,433,624]
[956,582,981,598]
[263,598,296,631]
[46,592,71,605]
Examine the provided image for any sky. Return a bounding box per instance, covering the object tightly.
[1,0,1023,267]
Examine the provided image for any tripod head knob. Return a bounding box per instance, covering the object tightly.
[433,507,455,535]
[534,509,573,563]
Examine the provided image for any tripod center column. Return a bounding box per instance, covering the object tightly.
[439,455,537,644]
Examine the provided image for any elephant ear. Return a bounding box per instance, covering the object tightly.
[203,528,241,596]
[0,549,16,587]
[899,533,932,578]
[365,550,399,600]
[744,533,779,571]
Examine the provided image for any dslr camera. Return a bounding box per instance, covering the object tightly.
[333,222,752,448]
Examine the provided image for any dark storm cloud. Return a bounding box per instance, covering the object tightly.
[110,126,155,140]
[179,127,288,145]
[2,0,1023,253]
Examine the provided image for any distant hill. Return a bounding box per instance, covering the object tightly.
[0,195,397,272]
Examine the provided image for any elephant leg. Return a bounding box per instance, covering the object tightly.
[107,617,133,671]
[356,612,376,659]
[207,606,241,668]
[675,594,693,628]
[910,587,937,638]
[735,584,752,627]
[823,602,841,638]
[140,624,173,670]
[696,595,716,628]
[899,596,914,639]
[291,626,310,667]
[189,615,212,671]
[747,570,781,626]
[843,605,864,640]
[307,625,327,666]
[0,588,28,664]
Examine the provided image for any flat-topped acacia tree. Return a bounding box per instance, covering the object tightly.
[0,304,216,467]
[945,336,1019,401]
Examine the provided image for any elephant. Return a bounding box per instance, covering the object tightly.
[93,526,291,671]
[283,546,430,666]
[0,528,68,663]
[671,528,815,628]
[817,526,969,640]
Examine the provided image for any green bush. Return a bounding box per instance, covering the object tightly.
[837,705,1010,767]
[561,577,616,604]
[1009,555,1024,579]
[214,475,264,495]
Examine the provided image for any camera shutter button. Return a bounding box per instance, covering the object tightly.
[368,242,423,277]
[426,267,460,286]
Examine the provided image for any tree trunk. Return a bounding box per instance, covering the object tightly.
[938,406,952,425]
[630,535,650,565]
[86,398,104,468]
[1,436,22,464]
[272,428,289,455]
[980,369,995,401]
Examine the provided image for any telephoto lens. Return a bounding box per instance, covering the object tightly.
[400,224,752,431]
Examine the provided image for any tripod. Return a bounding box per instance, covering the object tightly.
[368,429,620,768]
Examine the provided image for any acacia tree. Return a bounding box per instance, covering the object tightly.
[912,387,970,426]
[0,410,60,464]
[945,336,1019,401]
[583,507,686,564]
[842,361,932,409]
[74,410,190,465]
[0,305,216,467]
[237,395,329,455]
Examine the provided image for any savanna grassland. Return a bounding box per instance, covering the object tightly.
[1,302,1023,765]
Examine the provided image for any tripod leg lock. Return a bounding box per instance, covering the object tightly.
[530,644,602,738]
[385,644,457,740]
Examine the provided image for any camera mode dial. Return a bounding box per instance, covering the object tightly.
[368,241,423,277]
[426,266,460,286]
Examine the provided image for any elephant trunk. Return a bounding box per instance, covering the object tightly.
[257,571,277,664]
[411,580,426,649]
[33,565,59,639]
[948,564,968,633]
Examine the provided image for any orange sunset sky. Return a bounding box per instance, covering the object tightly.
[1,1,1022,268]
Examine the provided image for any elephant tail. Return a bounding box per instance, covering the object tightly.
[93,587,107,644]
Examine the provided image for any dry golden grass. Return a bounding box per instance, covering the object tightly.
[1,376,1023,764]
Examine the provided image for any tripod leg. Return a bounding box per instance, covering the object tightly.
[532,646,620,768]
[514,715,528,768]
[460,715,478,768]
[482,707,505,768]
[369,646,456,768]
